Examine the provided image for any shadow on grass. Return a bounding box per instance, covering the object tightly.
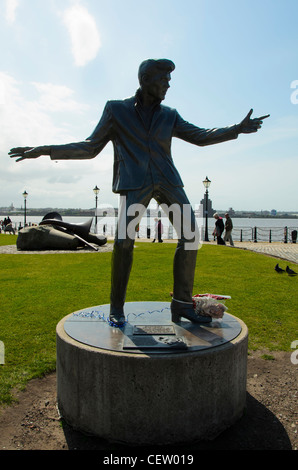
[61,392,292,451]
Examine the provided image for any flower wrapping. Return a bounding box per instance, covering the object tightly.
[192,294,231,319]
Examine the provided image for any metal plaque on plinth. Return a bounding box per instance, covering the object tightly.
[133,325,175,335]
[123,335,187,350]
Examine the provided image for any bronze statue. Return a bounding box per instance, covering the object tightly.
[9,59,269,326]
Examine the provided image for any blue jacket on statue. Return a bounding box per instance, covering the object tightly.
[50,89,239,193]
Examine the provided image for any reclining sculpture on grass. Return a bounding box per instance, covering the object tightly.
[16,212,107,251]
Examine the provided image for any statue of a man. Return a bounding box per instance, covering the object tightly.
[9,59,269,326]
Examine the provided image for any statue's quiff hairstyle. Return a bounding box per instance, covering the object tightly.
[138,59,175,84]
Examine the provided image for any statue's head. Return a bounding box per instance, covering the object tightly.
[138,59,175,101]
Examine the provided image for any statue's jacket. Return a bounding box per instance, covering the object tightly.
[51,92,239,193]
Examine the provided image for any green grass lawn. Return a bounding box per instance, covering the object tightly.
[0,234,297,404]
[0,234,18,246]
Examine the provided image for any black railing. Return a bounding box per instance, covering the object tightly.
[210,226,298,243]
[2,221,298,244]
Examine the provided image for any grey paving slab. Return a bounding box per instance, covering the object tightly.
[228,242,298,264]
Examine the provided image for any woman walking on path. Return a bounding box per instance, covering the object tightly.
[224,213,234,246]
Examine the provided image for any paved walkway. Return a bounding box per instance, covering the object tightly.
[137,238,298,264]
[219,241,298,264]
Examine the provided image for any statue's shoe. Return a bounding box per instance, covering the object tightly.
[109,307,126,326]
[171,299,212,323]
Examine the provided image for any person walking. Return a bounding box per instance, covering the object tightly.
[157,219,163,242]
[224,213,234,246]
[152,217,158,242]
[213,213,225,245]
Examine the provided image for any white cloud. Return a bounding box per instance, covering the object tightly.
[5,0,19,24]
[62,3,101,67]
[31,81,88,113]
[0,71,18,104]
[0,71,114,208]
[0,72,82,147]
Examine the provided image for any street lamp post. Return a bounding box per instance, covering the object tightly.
[93,185,100,233]
[202,177,211,242]
[22,190,28,227]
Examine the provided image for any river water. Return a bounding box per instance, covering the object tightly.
[1,213,297,243]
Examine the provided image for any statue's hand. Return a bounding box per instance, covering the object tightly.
[9,146,50,162]
[238,109,270,134]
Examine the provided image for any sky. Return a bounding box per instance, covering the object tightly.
[0,0,297,212]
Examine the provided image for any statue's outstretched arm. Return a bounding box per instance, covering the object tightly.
[9,145,51,162]
[237,109,270,134]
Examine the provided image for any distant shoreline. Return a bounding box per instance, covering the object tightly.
[1,208,297,219]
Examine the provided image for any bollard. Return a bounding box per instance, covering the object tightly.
[253,227,257,243]
[284,226,288,244]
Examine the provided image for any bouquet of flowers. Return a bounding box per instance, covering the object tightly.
[192,294,231,319]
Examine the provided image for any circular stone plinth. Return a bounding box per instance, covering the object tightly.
[56,302,248,445]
